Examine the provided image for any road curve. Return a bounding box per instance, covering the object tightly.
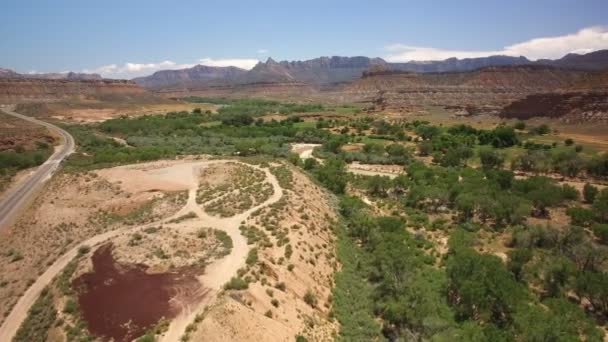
[0,106,75,230]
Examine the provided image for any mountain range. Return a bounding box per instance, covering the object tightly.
[0,68,102,81]
[132,50,608,90]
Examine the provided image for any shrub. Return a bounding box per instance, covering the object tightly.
[14,288,57,342]
[284,244,293,259]
[591,224,608,245]
[224,277,248,290]
[530,124,550,135]
[583,183,599,204]
[221,113,254,126]
[566,207,595,227]
[561,184,579,201]
[593,188,608,223]
[275,282,286,291]
[63,299,78,315]
[303,158,317,170]
[246,248,258,266]
[77,245,91,256]
[137,333,155,342]
[303,289,318,308]
[479,147,504,170]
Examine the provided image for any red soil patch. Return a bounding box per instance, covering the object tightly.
[73,244,201,342]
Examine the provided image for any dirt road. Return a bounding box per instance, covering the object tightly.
[0,106,75,230]
[0,160,283,342]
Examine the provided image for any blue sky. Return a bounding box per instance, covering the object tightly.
[1,0,607,78]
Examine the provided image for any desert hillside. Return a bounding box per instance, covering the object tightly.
[0,78,145,104]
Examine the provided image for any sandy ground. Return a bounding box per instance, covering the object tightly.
[347,162,404,178]
[42,102,216,123]
[291,143,321,160]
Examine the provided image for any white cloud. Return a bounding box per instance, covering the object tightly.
[385,26,608,62]
[84,60,194,79]
[86,58,259,79]
[257,49,269,54]
[198,58,259,70]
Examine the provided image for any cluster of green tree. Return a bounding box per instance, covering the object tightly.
[334,197,459,340]
[66,111,334,168]
[316,135,412,165]
[283,116,608,340]
[512,148,608,178]
[566,185,608,234]
[508,224,608,324]
[184,96,325,116]
[357,161,576,226]
[98,111,215,135]
[0,143,52,174]
[413,123,518,148]
[446,229,603,340]
[409,123,519,168]
[331,192,603,340]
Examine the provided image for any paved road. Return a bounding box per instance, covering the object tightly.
[0,106,75,230]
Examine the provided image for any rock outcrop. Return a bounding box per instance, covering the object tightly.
[500,91,608,123]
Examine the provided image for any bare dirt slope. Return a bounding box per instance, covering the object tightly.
[188,164,339,342]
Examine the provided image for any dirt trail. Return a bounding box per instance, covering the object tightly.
[160,165,283,342]
[0,159,283,342]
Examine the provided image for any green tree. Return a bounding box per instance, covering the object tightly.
[478,147,504,170]
[593,188,608,223]
[323,135,347,153]
[385,143,408,157]
[303,158,317,170]
[592,224,608,245]
[418,141,433,156]
[507,248,532,281]
[584,183,599,204]
[314,157,347,194]
[415,124,441,140]
[514,299,603,341]
[566,207,595,227]
[447,247,527,324]
[575,271,608,317]
[367,175,392,197]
